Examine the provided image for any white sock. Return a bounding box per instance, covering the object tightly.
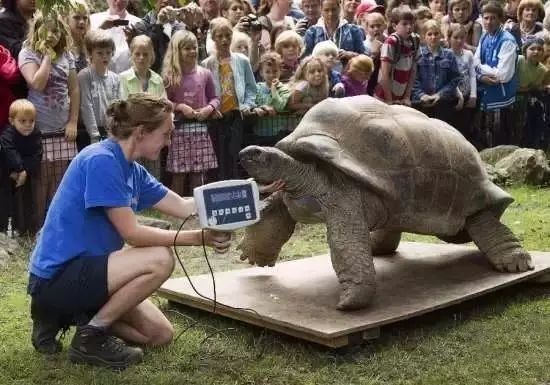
[87,315,109,329]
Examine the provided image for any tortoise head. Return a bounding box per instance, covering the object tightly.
[239,145,292,184]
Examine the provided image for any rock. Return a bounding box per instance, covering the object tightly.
[0,233,20,267]
[136,215,172,230]
[494,148,550,186]
[479,145,520,166]
[484,163,510,186]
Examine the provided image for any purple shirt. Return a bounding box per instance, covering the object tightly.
[342,74,367,97]
[166,66,219,110]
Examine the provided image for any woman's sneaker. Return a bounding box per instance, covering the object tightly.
[68,325,143,370]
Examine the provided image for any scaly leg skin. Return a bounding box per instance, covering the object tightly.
[465,210,534,273]
[326,204,376,310]
[370,230,401,256]
[237,191,296,267]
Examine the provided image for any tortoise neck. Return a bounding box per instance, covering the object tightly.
[282,159,321,196]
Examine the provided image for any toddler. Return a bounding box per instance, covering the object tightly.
[312,40,345,96]
[0,99,42,235]
[253,52,291,145]
[342,54,373,96]
[274,30,304,83]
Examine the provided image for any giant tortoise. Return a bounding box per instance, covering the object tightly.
[238,96,534,310]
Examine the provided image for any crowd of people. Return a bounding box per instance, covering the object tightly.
[0,0,549,237]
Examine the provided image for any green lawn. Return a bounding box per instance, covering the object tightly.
[1,186,550,385]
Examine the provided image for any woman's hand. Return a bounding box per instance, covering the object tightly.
[259,179,285,193]
[203,230,232,253]
[177,103,196,119]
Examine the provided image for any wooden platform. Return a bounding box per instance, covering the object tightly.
[158,242,550,348]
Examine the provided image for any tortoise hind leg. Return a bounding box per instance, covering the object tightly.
[464,210,534,272]
[370,230,401,256]
[326,203,376,310]
[237,191,296,267]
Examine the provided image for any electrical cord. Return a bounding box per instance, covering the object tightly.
[171,214,268,357]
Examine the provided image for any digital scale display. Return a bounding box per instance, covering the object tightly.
[194,180,261,230]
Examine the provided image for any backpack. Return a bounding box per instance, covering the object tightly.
[390,32,420,65]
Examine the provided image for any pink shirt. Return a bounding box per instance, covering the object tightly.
[166,66,220,110]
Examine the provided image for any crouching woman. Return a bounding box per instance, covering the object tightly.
[27,93,231,370]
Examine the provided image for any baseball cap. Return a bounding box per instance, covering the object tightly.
[355,0,385,19]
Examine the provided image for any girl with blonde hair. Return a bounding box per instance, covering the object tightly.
[162,30,219,195]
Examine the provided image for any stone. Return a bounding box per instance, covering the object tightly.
[479,145,520,165]
[0,233,20,267]
[494,148,550,186]
[484,163,510,186]
[136,215,172,230]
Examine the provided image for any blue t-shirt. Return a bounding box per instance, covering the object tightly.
[29,138,168,279]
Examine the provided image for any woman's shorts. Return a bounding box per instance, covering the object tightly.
[28,255,109,322]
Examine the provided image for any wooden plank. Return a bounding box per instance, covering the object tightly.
[158,242,550,348]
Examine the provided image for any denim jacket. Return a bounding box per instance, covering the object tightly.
[412,45,462,104]
[303,18,366,57]
[201,53,257,111]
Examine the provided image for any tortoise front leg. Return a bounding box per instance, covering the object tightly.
[326,202,376,310]
[238,191,296,267]
[465,210,534,272]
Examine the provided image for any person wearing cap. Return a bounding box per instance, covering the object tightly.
[355,0,385,23]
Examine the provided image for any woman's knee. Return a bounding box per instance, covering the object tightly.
[149,322,174,346]
[149,247,175,277]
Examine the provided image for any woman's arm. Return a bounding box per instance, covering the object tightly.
[153,190,197,220]
[106,206,201,247]
[106,206,231,250]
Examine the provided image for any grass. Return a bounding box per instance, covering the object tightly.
[1,186,550,385]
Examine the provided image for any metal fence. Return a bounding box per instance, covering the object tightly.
[4,94,550,236]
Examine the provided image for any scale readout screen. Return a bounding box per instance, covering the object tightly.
[203,184,256,224]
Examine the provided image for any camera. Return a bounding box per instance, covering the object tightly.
[240,14,263,32]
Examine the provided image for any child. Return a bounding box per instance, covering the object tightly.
[447,23,477,140]
[274,30,304,83]
[342,54,373,96]
[428,0,446,21]
[162,30,219,196]
[231,30,252,56]
[442,0,482,52]
[253,52,292,145]
[361,12,387,57]
[288,56,329,113]
[516,36,547,147]
[66,0,90,74]
[360,12,387,94]
[0,99,42,235]
[414,6,433,35]
[201,17,257,180]
[119,35,166,99]
[18,12,79,225]
[474,1,519,148]
[312,40,345,96]
[412,20,461,120]
[375,6,419,105]
[78,30,120,144]
[386,0,420,21]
